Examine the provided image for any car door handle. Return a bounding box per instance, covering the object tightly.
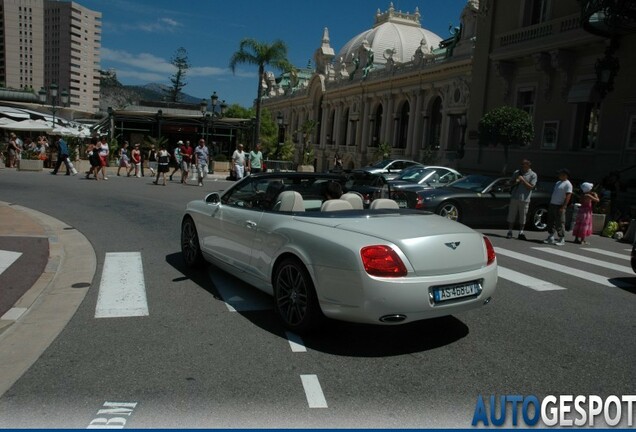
[245,221,257,229]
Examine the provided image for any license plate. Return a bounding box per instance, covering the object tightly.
[433,281,481,303]
[396,200,407,208]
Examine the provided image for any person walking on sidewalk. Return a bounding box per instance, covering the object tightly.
[147,145,157,176]
[169,141,183,181]
[573,182,599,245]
[506,159,537,240]
[544,168,573,246]
[153,145,170,186]
[116,141,131,176]
[96,136,110,180]
[232,143,246,180]
[248,143,264,174]
[50,135,72,175]
[194,138,209,187]
[130,143,142,178]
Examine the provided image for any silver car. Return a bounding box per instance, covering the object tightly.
[354,159,422,179]
[181,173,498,334]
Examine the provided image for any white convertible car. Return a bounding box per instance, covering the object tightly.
[181,172,497,333]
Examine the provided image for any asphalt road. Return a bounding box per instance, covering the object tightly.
[0,168,634,428]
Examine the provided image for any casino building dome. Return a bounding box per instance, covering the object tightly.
[336,3,443,66]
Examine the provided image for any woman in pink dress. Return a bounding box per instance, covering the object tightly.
[573,182,599,245]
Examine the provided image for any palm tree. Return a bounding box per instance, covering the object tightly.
[229,38,293,146]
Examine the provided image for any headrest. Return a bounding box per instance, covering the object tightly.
[340,192,364,210]
[369,198,400,210]
[321,199,354,212]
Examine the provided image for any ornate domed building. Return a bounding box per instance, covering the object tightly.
[262,1,479,171]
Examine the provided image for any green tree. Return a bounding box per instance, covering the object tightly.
[478,106,534,173]
[374,141,392,161]
[165,47,190,102]
[299,119,317,165]
[229,38,293,146]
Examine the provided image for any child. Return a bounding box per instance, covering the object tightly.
[573,182,600,245]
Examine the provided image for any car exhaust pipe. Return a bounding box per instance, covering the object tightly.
[379,314,407,323]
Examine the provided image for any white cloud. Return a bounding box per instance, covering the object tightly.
[138,17,182,33]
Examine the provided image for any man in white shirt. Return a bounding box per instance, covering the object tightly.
[544,168,573,246]
[232,143,246,180]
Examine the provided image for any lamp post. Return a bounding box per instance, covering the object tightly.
[38,83,69,127]
[276,112,284,160]
[156,109,163,141]
[208,91,227,153]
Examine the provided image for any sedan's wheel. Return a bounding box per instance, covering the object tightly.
[273,258,322,334]
[531,207,548,231]
[181,217,203,268]
[437,201,460,222]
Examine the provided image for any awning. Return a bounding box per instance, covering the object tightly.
[0,106,31,119]
[568,80,601,103]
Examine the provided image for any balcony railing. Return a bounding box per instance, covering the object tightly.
[497,13,582,49]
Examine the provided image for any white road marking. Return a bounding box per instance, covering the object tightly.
[1,307,27,320]
[87,401,138,429]
[495,248,632,288]
[300,374,328,408]
[0,250,22,275]
[208,268,272,312]
[533,247,634,274]
[286,331,307,352]
[95,252,148,318]
[497,266,566,291]
[583,248,631,261]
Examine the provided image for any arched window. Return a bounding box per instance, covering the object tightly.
[428,97,442,149]
[329,110,336,145]
[340,108,349,146]
[372,104,383,146]
[397,101,410,149]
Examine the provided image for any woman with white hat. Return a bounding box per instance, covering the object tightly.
[573,182,599,245]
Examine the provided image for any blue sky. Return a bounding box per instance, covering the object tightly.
[79,0,468,108]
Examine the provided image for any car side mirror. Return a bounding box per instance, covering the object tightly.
[205,192,220,204]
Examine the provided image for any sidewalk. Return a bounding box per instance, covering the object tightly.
[0,201,95,397]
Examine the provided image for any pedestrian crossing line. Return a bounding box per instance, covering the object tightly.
[494,248,632,288]
[497,266,566,291]
[532,247,633,275]
[95,252,149,318]
[582,248,631,261]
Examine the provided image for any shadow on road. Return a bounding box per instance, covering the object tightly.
[165,252,470,357]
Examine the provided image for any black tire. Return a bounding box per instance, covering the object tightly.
[181,216,203,268]
[273,258,322,334]
[530,206,548,231]
[436,201,461,222]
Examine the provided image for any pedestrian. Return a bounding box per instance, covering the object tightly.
[232,143,246,180]
[544,168,573,246]
[96,136,110,180]
[334,151,343,171]
[180,140,193,184]
[131,143,142,178]
[153,145,170,186]
[194,138,209,187]
[86,138,100,179]
[323,180,343,201]
[50,135,72,175]
[7,133,20,168]
[248,143,264,174]
[147,145,157,176]
[117,141,130,176]
[573,182,600,245]
[506,159,537,240]
[169,141,182,181]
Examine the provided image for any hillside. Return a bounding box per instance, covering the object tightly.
[99,72,202,112]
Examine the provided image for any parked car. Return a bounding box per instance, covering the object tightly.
[390,166,463,191]
[343,171,390,207]
[353,159,422,179]
[631,242,636,273]
[390,174,553,231]
[181,172,498,333]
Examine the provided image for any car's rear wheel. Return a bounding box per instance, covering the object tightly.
[437,201,461,222]
[181,216,203,268]
[530,207,548,231]
[273,258,322,334]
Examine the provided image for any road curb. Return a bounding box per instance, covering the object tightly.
[0,202,96,397]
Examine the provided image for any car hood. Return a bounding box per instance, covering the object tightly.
[302,214,489,276]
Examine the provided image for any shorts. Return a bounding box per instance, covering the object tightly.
[99,155,108,167]
[507,199,530,225]
[181,161,191,172]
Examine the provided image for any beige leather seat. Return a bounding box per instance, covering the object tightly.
[320,199,354,212]
[340,192,364,210]
[369,198,400,210]
[274,191,305,212]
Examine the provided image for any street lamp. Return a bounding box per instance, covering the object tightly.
[276,112,284,159]
[156,109,163,141]
[38,83,69,127]
[208,91,227,152]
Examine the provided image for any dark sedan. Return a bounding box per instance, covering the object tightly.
[390,174,553,231]
[631,242,636,273]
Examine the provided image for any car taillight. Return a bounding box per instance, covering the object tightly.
[483,236,496,265]
[415,195,424,209]
[361,245,408,277]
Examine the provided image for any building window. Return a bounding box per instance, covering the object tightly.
[427,97,442,150]
[524,0,550,26]
[371,105,383,147]
[516,87,536,117]
[396,102,409,149]
[625,115,636,149]
[580,103,600,150]
[340,108,349,146]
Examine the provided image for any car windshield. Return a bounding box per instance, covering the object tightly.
[369,159,392,169]
[448,175,494,192]
[395,168,438,183]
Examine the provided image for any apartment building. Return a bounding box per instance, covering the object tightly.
[0,0,101,114]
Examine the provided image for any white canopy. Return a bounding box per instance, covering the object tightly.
[0,118,53,132]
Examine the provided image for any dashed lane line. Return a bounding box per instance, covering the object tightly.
[300,374,328,408]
